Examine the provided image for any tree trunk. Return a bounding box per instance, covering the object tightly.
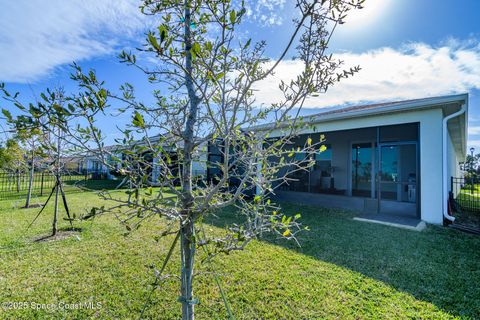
[16,169,20,193]
[179,2,199,319]
[25,148,35,208]
[180,218,195,320]
[52,175,59,236]
[52,127,61,236]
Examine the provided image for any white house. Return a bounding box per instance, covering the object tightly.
[252,94,468,226]
[78,145,123,179]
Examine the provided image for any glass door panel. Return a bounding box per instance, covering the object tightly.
[380,145,399,200]
[379,143,417,216]
[352,143,373,197]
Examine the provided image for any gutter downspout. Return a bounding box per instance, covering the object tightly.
[442,104,466,222]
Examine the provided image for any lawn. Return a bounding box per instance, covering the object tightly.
[0,188,479,319]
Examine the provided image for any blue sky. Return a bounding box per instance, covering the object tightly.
[0,0,479,149]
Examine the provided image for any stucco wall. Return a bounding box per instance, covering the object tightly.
[447,131,459,197]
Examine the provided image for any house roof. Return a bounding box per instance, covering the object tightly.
[248,93,469,158]
[249,93,469,131]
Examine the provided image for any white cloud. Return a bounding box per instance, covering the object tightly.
[469,126,480,135]
[253,41,480,108]
[0,0,147,83]
[244,0,286,26]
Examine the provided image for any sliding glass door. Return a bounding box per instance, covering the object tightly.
[351,143,374,197]
[378,143,418,216]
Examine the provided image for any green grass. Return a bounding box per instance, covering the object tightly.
[454,185,480,225]
[0,190,479,319]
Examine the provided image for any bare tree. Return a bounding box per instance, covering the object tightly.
[14,128,45,208]
[2,87,74,235]
[1,0,362,318]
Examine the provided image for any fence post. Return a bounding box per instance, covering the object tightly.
[450,176,453,196]
[16,169,20,193]
[470,175,474,212]
[40,171,44,196]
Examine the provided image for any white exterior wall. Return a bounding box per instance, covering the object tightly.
[267,108,445,224]
[419,109,444,224]
[447,129,463,197]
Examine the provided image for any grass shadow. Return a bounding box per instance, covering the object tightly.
[205,201,480,319]
[63,179,123,191]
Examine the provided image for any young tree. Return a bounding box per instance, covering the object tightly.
[2,87,73,235]
[0,138,26,193]
[465,153,479,176]
[2,1,362,318]
[15,128,45,208]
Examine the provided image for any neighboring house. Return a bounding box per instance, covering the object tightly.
[250,94,468,226]
[73,135,207,184]
[150,135,207,184]
[79,145,123,179]
[60,156,84,173]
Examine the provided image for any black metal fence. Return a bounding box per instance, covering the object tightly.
[450,176,480,212]
[0,170,107,201]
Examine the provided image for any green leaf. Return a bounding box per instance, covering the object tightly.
[132,111,145,128]
[215,72,225,81]
[158,25,168,42]
[191,42,201,58]
[148,33,161,52]
[283,229,291,237]
[98,88,107,99]
[52,103,63,114]
[1,109,12,121]
[230,10,236,24]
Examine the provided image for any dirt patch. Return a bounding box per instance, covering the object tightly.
[33,227,82,243]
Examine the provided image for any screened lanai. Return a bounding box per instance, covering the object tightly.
[273,122,420,220]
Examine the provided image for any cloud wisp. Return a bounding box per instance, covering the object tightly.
[253,40,480,108]
[0,0,147,83]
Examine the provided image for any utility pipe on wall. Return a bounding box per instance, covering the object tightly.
[442,104,466,222]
